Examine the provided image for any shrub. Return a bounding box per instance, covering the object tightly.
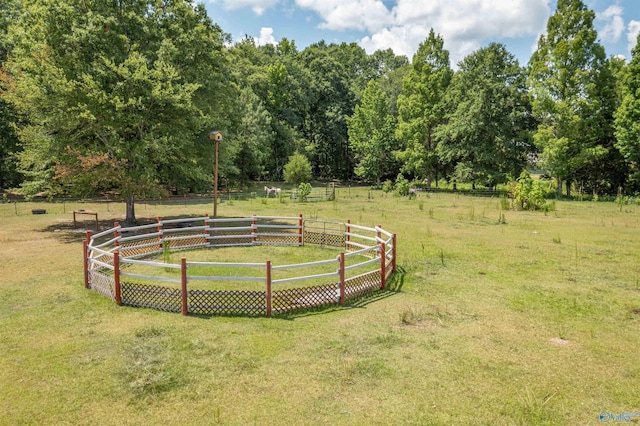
[298,182,312,202]
[382,180,393,193]
[283,152,312,186]
[394,173,410,197]
[512,171,546,211]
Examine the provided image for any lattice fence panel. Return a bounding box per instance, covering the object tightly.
[90,253,114,267]
[166,234,207,249]
[346,245,379,258]
[304,231,345,248]
[121,282,181,313]
[344,270,381,300]
[209,231,253,246]
[89,270,115,300]
[272,283,340,313]
[257,233,300,244]
[189,290,265,316]
[119,238,162,259]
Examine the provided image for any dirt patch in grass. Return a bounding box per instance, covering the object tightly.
[549,337,571,346]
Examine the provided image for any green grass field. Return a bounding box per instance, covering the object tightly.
[1,188,639,425]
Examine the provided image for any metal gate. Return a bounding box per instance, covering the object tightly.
[303,220,345,248]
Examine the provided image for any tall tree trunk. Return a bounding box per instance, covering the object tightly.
[125,195,136,226]
[556,177,563,197]
[565,179,571,198]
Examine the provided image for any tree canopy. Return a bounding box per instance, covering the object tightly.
[437,43,535,188]
[528,0,621,196]
[4,0,231,223]
[614,32,640,190]
[396,29,453,188]
[1,0,638,203]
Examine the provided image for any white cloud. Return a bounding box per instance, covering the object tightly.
[628,21,640,53]
[294,0,392,32]
[214,0,280,16]
[342,0,549,65]
[598,5,625,43]
[255,27,277,46]
[216,0,551,65]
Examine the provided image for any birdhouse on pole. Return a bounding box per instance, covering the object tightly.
[209,131,223,141]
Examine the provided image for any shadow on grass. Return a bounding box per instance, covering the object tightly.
[40,213,236,245]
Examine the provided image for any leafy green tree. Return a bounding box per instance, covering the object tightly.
[0,0,22,190]
[283,152,312,186]
[379,63,410,119]
[300,42,354,180]
[4,0,230,223]
[396,30,453,188]
[436,43,535,188]
[228,37,309,180]
[230,87,273,189]
[347,80,396,186]
[528,0,617,196]
[614,33,640,190]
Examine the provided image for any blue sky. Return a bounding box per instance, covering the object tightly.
[203,0,640,67]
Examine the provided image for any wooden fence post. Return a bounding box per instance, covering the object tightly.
[84,230,92,289]
[339,252,345,305]
[252,214,257,244]
[377,224,382,241]
[392,233,397,272]
[298,214,303,245]
[379,242,386,290]
[181,257,188,316]
[157,216,163,250]
[204,214,210,246]
[114,250,121,305]
[266,260,272,317]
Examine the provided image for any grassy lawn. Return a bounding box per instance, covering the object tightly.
[1,188,639,425]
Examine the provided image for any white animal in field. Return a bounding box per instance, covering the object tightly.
[264,186,281,197]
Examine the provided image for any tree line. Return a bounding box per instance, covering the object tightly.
[1,0,640,222]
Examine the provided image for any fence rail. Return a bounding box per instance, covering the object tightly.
[83,214,396,317]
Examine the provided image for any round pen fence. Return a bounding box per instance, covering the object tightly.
[83,215,397,316]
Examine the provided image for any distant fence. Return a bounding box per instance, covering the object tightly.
[83,215,396,316]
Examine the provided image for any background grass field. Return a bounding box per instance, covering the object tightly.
[1,187,639,425]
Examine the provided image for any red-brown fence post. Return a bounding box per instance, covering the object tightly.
[181,257,188,316]
[298,214,303,245]
[114,250,121,305]
[204,214,210,246]
[157,216,163,250]
[346,220,351,246]
[83,230,92,289]
[339,252,345,305]
[377,224,382,241]
[266,260,272,317]
[379,242,386,290]
[252,214,257,244]
[392,233,397,272]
